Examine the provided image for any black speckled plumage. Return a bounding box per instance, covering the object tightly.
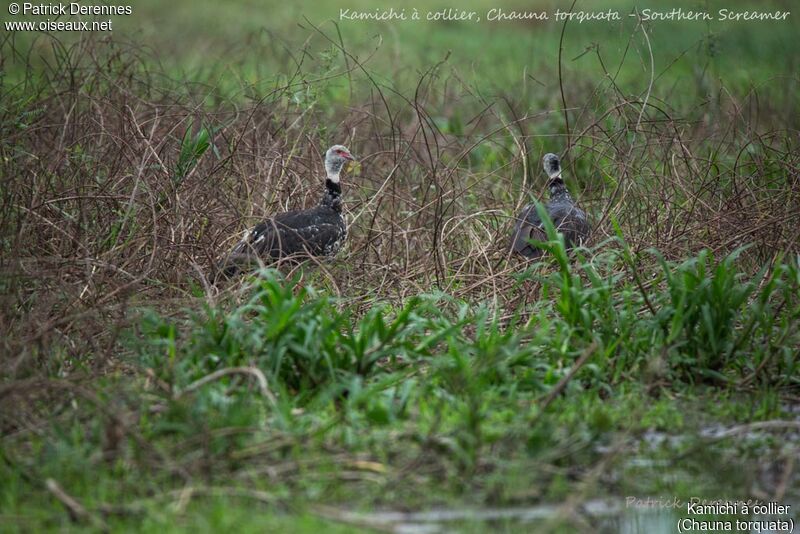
[218,145,353,279]
[511,153,590,259]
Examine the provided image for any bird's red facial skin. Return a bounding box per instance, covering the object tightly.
[333,148,354,160]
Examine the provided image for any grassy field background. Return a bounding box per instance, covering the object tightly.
[1,0,799,531]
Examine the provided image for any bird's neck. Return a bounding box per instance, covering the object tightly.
[326,165,341,183]
[548,177,571,202]
[321,178,343,212]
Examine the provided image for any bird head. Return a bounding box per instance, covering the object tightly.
[542,153,561,180]
[325,145,356,182]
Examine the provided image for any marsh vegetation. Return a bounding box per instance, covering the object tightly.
[1,0,799,531]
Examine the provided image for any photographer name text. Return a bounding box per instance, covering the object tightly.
[9,3,131,16]
[5,3,132,32]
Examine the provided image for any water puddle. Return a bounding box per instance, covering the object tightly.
[317,412,800,532]
[319,501,797,534]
